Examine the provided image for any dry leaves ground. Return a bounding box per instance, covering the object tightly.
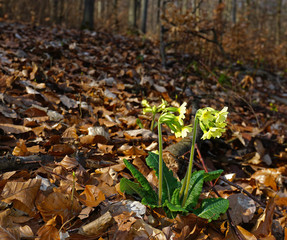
[0,22,287,239]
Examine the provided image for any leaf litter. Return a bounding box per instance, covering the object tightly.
[0,22,286,239]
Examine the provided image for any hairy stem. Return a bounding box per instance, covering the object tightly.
[181,117,198,207]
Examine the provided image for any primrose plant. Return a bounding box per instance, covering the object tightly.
[120,100,229,220]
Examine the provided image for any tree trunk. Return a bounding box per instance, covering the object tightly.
[182,0,188,14]
[156,0,161,25]
[113,0,119,31]
[129,0,137,29]
[82,0,95,29]
[140,0,149,33]
[49,0,58,24]
[159,0,167,68]
[232,0,237,24]
[276,0,282,45]
[58,0,64,24]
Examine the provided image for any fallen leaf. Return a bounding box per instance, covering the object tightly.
[36,191,81,223]
[2,178,41,216]
[36,216,60,240]
[57,155,79,170]
[79,185,105,207]
[252,198,276,239]
[114,211,137,231]
[0,124,32,134]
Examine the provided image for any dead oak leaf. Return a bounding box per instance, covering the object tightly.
[114,211,137,232]
[78,185,105,208]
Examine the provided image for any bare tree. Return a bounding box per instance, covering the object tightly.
[129,0,138,29]
[140,0,149,33]
[276,0,282,45]
[82,0,95,29]
[232,0,237,24]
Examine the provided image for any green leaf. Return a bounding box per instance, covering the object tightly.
[120,178,147,199]
[183,170,205,210]
[145,152,180,202]
[136,118,144,129]
[171,188,181,206]
[203,169,223,182]
[194,198,229,222]
[165,200,188,213]
[123,159,157,203]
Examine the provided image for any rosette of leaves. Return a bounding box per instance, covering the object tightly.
[120,152,229,220]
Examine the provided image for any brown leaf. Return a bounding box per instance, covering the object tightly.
[0,124,32,134]
[173,213,208,240]
[48,144,74,156]
[62,126,78,140]
[131,218,166,240]
[36,191,81,223]
[251,168,282,191]
[224,224,257,240]
[24,107,47,118]
[57,155,79,170]
[0,226,20,240]
[114,211,137,231]
[132,157,150,176]
[123,146,147,156]
[79,185,105,207]
[12,140,30,156]
[124,129,157,139]
[252,198,276,239]
[79,135,95,145]
[36,216,60,240]
[1,178,41,216]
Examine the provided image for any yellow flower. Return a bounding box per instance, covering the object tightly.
[177,102,187,125]
[201,127,226,140]
[172,125,192,138]
[216,107,228,123]
[141,99,150,108]
[199,108,214,126]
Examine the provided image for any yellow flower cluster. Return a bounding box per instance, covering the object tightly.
[197,107,228,140]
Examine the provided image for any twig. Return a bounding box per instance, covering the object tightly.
[39,163,86,188]
[218,177,283,217]
[191,149,283,218]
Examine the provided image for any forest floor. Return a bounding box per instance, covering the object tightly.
[0,21,287,240]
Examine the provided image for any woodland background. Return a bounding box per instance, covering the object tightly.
[1,0,287,71]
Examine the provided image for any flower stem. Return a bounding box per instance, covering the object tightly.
[158,122,163,206]
[181,116,198,207]
[150,114,156,131]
